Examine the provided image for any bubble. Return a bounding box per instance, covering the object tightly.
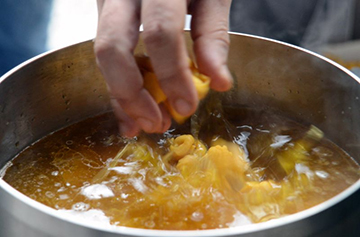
[45,191,55,198]
[81,184,115,200]
[59,194,69,200]
[144,220,155,228]
[331,161,339,166]
[121,193,129,199]
[72,202,90,211]
[57,187,66,192]
[315,170,329,179]
[51,171,59,176]
[191,211,204,222]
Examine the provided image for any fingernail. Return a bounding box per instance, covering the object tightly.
[215,66,233,91]
[222,66,233,84]
[161,118,171,133]
[136,118,154,132]
[174,98,194,116]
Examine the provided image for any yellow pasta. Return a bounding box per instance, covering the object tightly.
[169,135,207,160]
[136,55,210,124]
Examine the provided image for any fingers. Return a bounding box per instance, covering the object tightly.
[141,0,199,117]
[95,0,232,137]
[110,99,140,137]
[159,104,172,133]
[190,0,233,91]
[96,0,104,16]
[95,0,164,136]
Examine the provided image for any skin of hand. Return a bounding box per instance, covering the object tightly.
[94,0,233,137]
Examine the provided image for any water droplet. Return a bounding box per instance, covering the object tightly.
[191,211,204,222]
[57,187,66,192]
[45,191,55,198]
[59,194,69,200]
[72,202,90,211]
[315,170,329,179]
[144,220,155,228]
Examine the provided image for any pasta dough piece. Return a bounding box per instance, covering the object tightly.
[136,55,210,124]
[169,135,207,160]
[276,125,323,174]
[204,145,248,192]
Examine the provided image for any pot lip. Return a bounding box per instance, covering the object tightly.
[1,178,359,236]
[1,31,360,235]
[1,31,359,85]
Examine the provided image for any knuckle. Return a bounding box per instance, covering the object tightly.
[94,38,131,64]
[158,63,190,84]
[94,38,114,61]
[215,33,230,51]
[214,21,230,45]
[94,39,118,70]
[109,85,142,103]
[142,21,177,47]
[193,20,230,47]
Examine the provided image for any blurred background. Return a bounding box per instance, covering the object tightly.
[47,0,97,50]
[0,0,97,76]
[0,0,359,76]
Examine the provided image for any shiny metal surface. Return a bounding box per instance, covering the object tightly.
[0,32,359,237]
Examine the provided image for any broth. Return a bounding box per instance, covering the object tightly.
[2,108,360,230]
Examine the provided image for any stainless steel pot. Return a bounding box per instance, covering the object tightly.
[0,32,359,237]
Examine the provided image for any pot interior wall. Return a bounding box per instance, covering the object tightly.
[1,33,360,167]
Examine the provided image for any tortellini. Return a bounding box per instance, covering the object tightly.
[136,55,210,124]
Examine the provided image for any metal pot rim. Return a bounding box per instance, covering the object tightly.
[1,178,359,236]
[1,32,360,236]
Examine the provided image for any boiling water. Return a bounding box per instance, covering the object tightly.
[2,109,360,230]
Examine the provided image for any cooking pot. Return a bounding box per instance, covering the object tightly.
[0,32,359,237]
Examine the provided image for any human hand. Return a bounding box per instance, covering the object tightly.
[94,0,233,137]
